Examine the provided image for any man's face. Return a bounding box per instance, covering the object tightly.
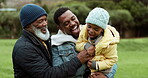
[58,10,80,39]
[31,15,50,41]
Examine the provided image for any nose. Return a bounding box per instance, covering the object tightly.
[69,21,75,27]
[88,28,94,34]
[42,20,47,26]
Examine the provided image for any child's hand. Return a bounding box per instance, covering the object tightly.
[87,60,96,69]
[87,45,95,56]
[87,60,92,68]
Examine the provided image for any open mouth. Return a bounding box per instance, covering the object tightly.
[71,25,79,33]
[72,26,77,31]
[71,25,79,31]
[88,32,95,38]
[41,28,47,34]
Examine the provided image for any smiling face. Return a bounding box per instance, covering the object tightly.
[27,15,50,41]
[87,23,103,39]
[58,10,80,39]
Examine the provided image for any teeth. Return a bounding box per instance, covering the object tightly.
[72,26,77,30]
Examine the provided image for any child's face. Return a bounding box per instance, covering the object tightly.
[87,23,103,39]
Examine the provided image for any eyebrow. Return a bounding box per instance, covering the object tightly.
[37,16,46,21]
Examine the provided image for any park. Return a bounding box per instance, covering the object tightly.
[0,0,148,78]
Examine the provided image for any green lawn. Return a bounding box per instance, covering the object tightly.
[115,38,148,78]
[0,39,16,78]
[0,38,148,78]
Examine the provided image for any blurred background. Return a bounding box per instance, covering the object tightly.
[0,0,148,39]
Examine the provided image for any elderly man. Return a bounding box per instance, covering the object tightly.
[12,4,94,78]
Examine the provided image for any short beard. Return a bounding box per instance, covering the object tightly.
[32,25,50,41]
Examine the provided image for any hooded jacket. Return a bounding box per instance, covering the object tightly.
[76,25,120,71]
[51,30,87,78]
[12,29,82,78]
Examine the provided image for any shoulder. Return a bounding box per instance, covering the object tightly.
[13,37,37,57]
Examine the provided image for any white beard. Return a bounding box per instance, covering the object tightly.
[32,25,50,41]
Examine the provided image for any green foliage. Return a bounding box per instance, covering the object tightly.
[0,11,21,38]
[135,0,148,5]
[42,4,49,13]
[118,0,146,27]
[65,2,91,24]
[109,9,134,37]
[48,7,59,33]
[85,0,122,10]
[109,9,134,29]
[118,38,148,52]
[141,7,148,26]
[0,0,148,38]
[58,1,91,24]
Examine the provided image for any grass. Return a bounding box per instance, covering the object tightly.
[115,38,148,78]
[0,38,148,78]
[0,39,16,78]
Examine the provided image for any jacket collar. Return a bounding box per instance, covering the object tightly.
[51,30,77,46]
[22,29,52,63]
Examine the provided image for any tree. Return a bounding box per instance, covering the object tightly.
[85,0,122,10]
[0,12,21,38]
[109,9,134,37]
[118,0,148,37]
[135,0,148,5]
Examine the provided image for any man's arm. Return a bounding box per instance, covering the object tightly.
[14,46,94,78]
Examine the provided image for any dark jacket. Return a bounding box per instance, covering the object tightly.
[12,30,82,78]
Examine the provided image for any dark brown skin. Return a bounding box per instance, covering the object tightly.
[77,45,95,64]
[89,72,107,78]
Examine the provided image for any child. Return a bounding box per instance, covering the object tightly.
[76,7,120,78]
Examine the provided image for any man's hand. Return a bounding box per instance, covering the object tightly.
[77,49,94,64]
[89,72,107,78]
[87,60,92,68]
[77,44,95,64]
